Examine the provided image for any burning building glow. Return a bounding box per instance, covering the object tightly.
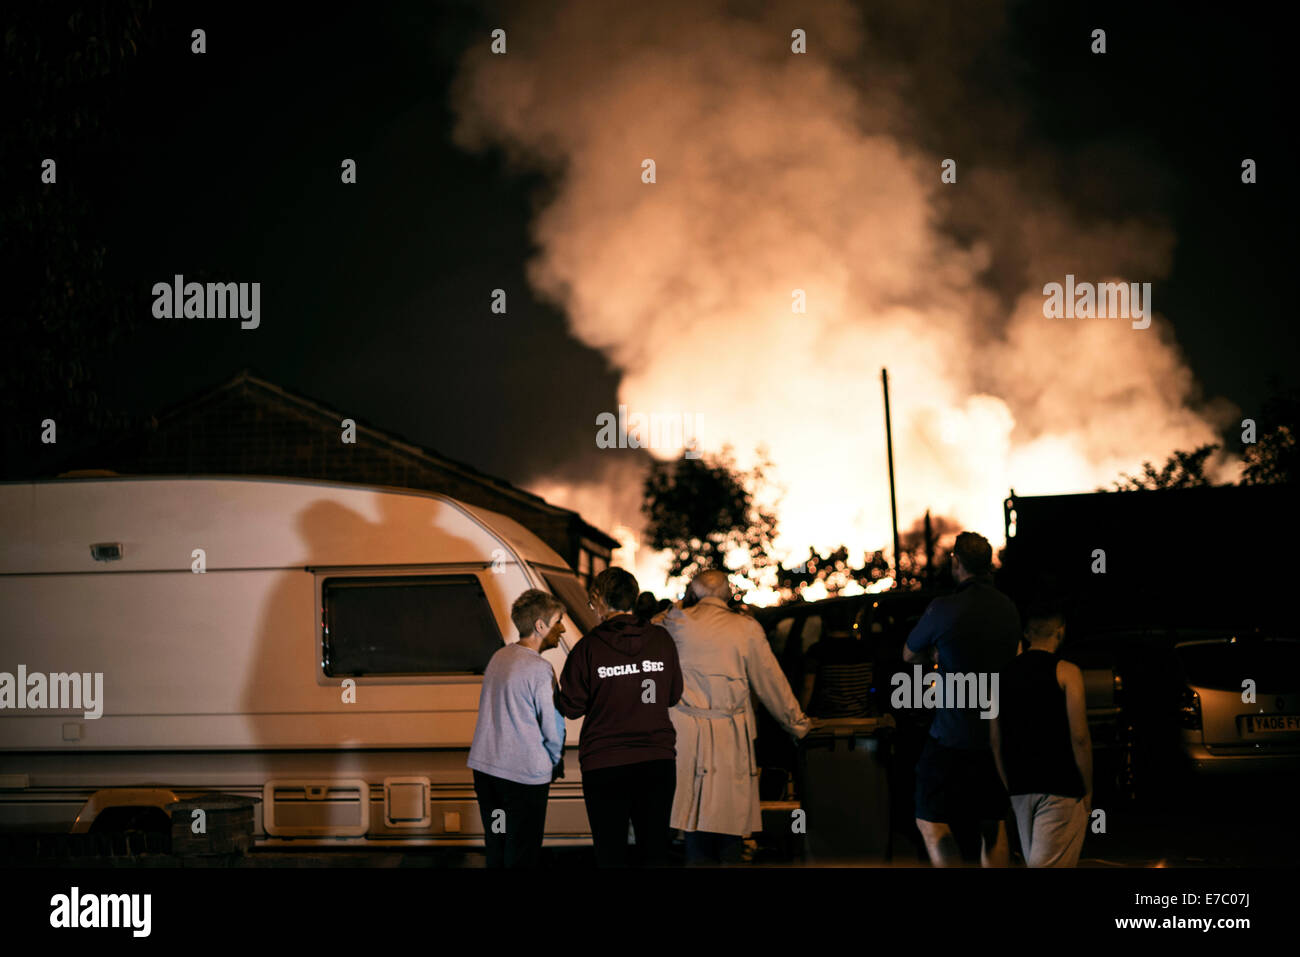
[452,0,1238,591]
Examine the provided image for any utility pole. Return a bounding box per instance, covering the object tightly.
[882,368,901,588]
[924,509,934,588]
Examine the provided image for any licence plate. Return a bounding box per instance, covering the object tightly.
[1244,714,1300,733]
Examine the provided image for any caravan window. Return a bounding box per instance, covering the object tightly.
[322,574,503,676]
[542,571,601,633]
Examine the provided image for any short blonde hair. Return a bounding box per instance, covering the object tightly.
[511,589,564,638]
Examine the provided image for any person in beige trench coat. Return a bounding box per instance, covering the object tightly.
[659,570,813,863]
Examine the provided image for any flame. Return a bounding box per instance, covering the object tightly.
[454,0,1239,592]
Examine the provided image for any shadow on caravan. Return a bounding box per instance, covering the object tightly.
[0,476,599,847]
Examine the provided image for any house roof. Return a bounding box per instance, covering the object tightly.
[80,369,620,551]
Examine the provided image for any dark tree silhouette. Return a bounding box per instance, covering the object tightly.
[641,447,779,582]
[1111,443,1218,490]
[2,2,155,477]
[770,511,961,600]
[777,545,876,596]
[1242,426,1297,485]
[1241,388,1299,486]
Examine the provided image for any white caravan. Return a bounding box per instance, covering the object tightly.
[0,477,601,846]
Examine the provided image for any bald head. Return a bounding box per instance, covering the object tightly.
[690,569,732,601]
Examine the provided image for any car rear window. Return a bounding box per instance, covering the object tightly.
[769,617,795,655]
[800,615,822,652]
[1175,639,1300,693]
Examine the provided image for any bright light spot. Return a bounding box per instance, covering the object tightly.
[744,586,781,608]
[800,580,829,602]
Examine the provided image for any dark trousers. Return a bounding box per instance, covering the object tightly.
[684,830,743,866]
[581,758,675,867]
[473,770,550,868]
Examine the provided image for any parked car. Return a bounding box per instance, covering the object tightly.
[1058,626,1300,804]
[1055,628,1163,802]
[757,593,1135,802]
[1175,635,1300,773]
[755,590,939,700]
[751,589,942,856]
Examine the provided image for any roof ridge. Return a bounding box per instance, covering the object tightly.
[140,371,615,544]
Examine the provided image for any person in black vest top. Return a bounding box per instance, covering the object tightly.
[990,604,1092,867]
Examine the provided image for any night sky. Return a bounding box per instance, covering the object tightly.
[16,0,1294,534]
[69,0,621,485]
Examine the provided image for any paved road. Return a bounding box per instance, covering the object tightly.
[4,770,1293,868]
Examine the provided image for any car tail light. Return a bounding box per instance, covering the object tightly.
[1179,688,1202,730]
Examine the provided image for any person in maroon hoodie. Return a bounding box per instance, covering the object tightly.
[557,566,683,866]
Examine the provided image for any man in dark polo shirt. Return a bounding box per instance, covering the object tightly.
[557,567,683,866]
[903,531,1020,866]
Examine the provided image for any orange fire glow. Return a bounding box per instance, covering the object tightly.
[456,0,1240,594]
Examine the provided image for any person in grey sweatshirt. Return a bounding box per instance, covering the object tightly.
[468,589,568,867]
